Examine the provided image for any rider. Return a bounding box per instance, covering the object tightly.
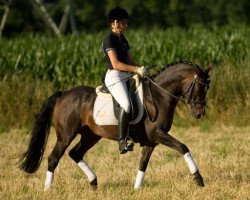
[103,6,146,154]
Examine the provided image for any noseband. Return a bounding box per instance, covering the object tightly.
[182,75,210,108]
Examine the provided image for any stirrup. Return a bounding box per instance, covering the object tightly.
[119,139,134,154]
[126,142,134,151]
[125,136,134,151]
[119,139,128,154]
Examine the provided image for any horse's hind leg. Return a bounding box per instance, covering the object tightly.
[45,137,75,191]
[69,127,101,189]
[155,128,204,187]
[134,145,155,189]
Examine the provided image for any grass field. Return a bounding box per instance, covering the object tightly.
[0,126,249,200]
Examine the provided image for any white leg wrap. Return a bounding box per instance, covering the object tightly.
[184,152,199,174]
[44,171,54,191]
[78,160,97,182]
[134,170,145,189]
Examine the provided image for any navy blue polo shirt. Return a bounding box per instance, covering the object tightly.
[102,32,130,69]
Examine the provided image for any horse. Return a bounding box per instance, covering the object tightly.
[19,61,211,191]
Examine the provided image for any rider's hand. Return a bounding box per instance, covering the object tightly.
[135,66,147,78]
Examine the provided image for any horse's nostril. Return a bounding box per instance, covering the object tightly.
[196,114,201,119]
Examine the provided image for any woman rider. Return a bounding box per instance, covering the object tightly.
[103,7,146,154]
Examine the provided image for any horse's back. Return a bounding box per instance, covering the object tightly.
[63,85,95,96]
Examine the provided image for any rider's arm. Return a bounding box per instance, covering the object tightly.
[107,50,139,72]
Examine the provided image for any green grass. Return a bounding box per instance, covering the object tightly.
[1,27,249,86]
[0,27,249,129]
[0,75,54,131]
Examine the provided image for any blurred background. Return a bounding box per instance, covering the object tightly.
[1,0,250,36]
[0,0,249,131]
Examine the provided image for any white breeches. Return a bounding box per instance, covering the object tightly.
[105,69,132,113]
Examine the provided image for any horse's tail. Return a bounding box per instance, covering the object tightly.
[19,91,63,173]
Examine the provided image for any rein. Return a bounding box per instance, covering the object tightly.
[143,79,159,122]
[146,77,182,101]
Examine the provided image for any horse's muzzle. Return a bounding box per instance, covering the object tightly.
[192,106,206,119]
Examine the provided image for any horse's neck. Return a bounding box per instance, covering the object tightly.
[155,73,182,97]
[152,72,184,130]
[147,77,178,124]
[151,65,198,130]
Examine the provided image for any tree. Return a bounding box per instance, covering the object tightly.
[1,0,250,37]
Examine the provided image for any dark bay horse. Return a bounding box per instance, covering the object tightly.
[19,61,211,190]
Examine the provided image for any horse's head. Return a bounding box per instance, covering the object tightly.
[182,65,211,119]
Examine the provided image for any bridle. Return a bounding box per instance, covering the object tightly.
[145,74,210,121]
[181,74,210,107]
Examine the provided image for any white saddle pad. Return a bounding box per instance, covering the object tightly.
[93,76,144,126]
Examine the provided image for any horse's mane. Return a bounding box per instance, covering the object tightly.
[151,60,202,78]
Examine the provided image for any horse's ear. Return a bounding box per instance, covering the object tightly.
[206,63,212,73]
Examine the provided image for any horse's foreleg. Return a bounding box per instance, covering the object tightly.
[155,128,204,187]
[69,130,101,189]
[134,145,155,189]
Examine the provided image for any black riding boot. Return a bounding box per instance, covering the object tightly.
[118,108,134,154]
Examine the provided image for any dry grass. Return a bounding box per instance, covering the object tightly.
[0,126,249,200]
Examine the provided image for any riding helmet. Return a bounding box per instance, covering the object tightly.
[107,7,129,23]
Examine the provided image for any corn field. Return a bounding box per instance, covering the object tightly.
[0,27,249,129]
[1,27,249,86]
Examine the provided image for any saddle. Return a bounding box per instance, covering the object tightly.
[93,75,144,126]
[98,77,139,120]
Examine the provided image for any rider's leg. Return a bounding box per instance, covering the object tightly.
[118,107,134,154]
[105,70,134,154]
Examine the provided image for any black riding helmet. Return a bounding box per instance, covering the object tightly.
[107,7,129,23]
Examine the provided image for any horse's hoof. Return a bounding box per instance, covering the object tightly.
[91,185,98,190]
[90,178,98,190]
[193,171,205,187]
